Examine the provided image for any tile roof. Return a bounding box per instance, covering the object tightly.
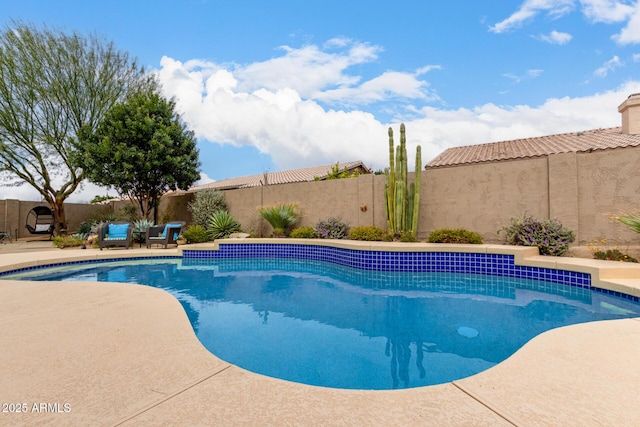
[426,127,640,168]
[189,160,369,192]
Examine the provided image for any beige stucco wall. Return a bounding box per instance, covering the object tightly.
[0,199,109,239]
[576,146,640,245]
[3,146,640,245]
[423,158,549,242]
[221,175,388,236]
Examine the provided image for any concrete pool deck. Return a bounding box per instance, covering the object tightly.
[0,240,639,426]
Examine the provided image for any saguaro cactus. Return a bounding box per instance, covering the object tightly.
[384,124,422,238]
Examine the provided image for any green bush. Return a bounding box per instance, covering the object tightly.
[208,210,241,239]
[289,226,316,238]
[258,203,300,237]
[77,221,94,235]
[52,235,86,248]
[498,213,575,256]
[314,217,350,239]
[428,228,483,244]
[399,231,419,242]
[349,226,391,241]
[593,249,638,263]
[188,189,227,229]
[182,225,210,244]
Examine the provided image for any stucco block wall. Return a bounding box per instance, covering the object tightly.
[0,199,108,239]
[3,146,640,245]
[576,146,640,244]
[220,176,388,236]
[548,152,579,234]
[424,158,549,242]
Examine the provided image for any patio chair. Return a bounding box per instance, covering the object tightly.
[146,221,185,249]
[98,221,133,250]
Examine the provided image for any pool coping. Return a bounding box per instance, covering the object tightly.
[2,239,639,298]
[1,240,639,425]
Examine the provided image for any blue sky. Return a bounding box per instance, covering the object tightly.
[2,0,640,202]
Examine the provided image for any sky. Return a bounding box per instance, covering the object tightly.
[1,0,640,202]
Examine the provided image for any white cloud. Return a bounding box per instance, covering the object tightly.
[235,40,380,97]
[594,55,623,76]
[491,1,640,43]
[155,41,640,173]
[612,2,640,44]
[155,41,439,171]
[403,82,640,163]
[502,69,544,84]
[537,30,573,44]
[314,71,432,105]
[489,0,575,33]
[581,0,635,24]
[633,53,640,61]
[195,172,215,186]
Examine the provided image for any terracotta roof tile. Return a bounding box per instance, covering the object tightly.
[189,161,369,192]
[427,127,640,168]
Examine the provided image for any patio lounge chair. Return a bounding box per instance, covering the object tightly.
[146,221,185,249]
[98,222,132,250]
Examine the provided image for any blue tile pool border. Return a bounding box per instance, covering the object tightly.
[184,244,640,302]
[182,244,591,288]
[1,243,638,303]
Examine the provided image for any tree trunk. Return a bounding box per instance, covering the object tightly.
[152,195,159,224]
[51,197,67,235]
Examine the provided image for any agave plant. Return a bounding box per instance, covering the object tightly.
[90,221,106,235]
[258,203,300,237]
[132,219,155,243]
[208,210,241,239]
[616,212,640,234]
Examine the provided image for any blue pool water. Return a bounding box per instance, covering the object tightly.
[7,257,640,390]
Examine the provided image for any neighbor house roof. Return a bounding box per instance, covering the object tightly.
[189,160,370,192]
[427,126,640,168]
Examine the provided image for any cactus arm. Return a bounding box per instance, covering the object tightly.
[387,128,395,234]
[411,145,422,236]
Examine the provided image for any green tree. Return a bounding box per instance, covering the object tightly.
[80,85,201,223]
[0,21,146,234]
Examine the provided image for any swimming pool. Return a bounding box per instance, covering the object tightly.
[5,244,639,390]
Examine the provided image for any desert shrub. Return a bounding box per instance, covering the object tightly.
[593,249,638,263]
[259,203,300,237]
[289,226,316,238]
[182,225,210,244]
[399,231,418,242]
[428,228,483,244]
[349,226,391,241]
[499,214,575,256]
[77,221,94,235]
[586,238,638,263]
[208,210,241,239]
[52,235,86,249]
[189,189,227,229]
[314,217,350,239]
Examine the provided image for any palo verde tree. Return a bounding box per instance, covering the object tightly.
[79,83,201,223]
[0,21,146,234]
